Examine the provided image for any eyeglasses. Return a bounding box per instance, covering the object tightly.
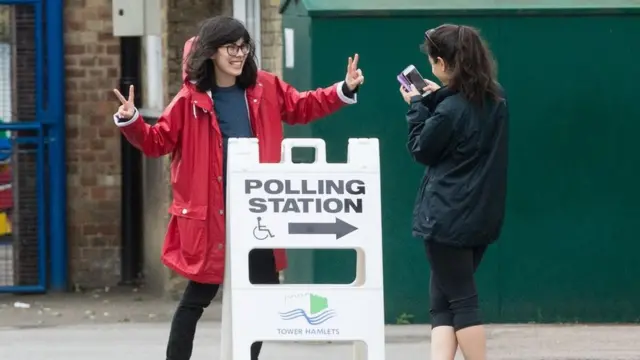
[424,29,440,52]
[223,43,251,56]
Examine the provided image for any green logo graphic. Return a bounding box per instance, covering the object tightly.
[309,293,328,314]
[280,293,337,325]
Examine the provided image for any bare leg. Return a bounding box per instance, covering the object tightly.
[456,325,486,360]
[431,326,458,360]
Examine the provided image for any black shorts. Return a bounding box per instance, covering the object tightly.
[425,240,487,330]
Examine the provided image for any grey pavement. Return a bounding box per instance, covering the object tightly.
[2,322,640,360]
[1,290,640,359]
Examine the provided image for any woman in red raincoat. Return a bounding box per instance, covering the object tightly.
[112,15,364,360]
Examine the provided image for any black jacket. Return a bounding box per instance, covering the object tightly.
[406,87,509,247]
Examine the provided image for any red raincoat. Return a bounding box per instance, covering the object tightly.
[116,37,356,283]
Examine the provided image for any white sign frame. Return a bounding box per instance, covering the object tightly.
[221,138,385,360]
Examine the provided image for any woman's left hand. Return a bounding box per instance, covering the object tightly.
[345,54,365,91]
[400,85,424,104]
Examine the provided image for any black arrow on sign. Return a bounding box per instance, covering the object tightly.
[288,217,358,239]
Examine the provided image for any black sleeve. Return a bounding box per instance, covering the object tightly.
[341,82,358,99]
[406,95,454,166]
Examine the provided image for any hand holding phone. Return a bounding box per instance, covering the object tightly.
[402,65,429,93]
[397,65,439,97]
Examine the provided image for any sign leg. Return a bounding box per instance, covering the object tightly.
[355,248,366,286]
[354,341,368,360]
[220,260,232,360]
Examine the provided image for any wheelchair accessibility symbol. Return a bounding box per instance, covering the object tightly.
[253,217,275,240]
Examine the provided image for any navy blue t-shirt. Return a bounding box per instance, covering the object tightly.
[211,85,253,194]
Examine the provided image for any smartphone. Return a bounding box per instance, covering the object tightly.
[397,74,412,91]
[401,65,430,96]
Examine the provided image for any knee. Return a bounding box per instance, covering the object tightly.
[179,299,211,311]
[179,283,218,310]
[179,294,213,310]
[178,293,213,311]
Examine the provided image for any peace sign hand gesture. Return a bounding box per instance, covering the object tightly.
[113,85,136,120]
[345,54,365,91]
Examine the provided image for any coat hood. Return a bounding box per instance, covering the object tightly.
[182,37,195,82]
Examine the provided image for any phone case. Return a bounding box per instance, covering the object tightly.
[397,74,411,91]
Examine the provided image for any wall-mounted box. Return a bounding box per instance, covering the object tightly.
[112,0,161,37]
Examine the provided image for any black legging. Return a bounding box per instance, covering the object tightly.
[425,240,487,331]
[166,249,279,360]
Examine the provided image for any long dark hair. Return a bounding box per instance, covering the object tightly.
[185,16,258,92]
[422,24,501,105]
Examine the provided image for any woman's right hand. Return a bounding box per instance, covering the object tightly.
[423,79,440,93]
[113,85,136,120]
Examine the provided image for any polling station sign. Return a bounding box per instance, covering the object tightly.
[225,138,382,247]
[232,174,378,244]
[243,178,364,239]
[222,138,386,360]
[244,178,366,214]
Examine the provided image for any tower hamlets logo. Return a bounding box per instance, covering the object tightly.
[279,293,337,325]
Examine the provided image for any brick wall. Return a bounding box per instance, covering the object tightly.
[64,0,122,287]
[260,0,283,77]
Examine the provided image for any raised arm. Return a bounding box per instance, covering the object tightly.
[406,96,454,166]
[278,53,365,125]
[112,85,184,158]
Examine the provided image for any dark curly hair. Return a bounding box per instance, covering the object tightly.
[422,24,501,105]
[185,16,258,92]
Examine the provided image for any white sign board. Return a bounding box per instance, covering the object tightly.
[222,138,385,360]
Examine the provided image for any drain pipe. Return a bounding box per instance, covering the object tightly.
[118,36,142,286]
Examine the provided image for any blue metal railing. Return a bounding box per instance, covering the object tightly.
[0,0,67,293]
[0,122,46,292]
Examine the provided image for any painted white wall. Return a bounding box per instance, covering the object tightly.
[144,35,164,112]
[233,0,262,69]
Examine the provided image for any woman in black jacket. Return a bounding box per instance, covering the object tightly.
[400,24,509,360]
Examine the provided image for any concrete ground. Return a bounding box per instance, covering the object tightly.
[1,288,639,359]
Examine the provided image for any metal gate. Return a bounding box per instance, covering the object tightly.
[0,0,65,293]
